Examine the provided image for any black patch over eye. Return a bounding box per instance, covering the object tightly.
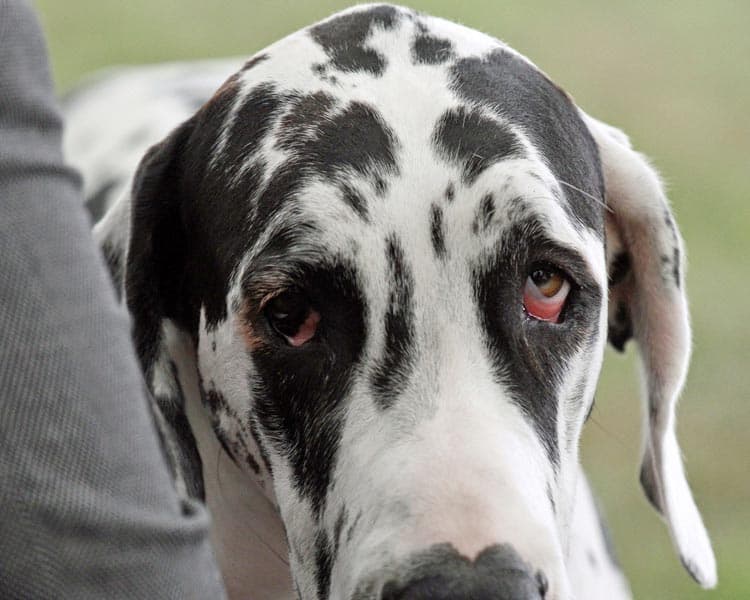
[246,260,367,516]
[264,288,315,341]
[471,222,602,466]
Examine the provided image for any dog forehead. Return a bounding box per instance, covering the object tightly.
[193,4,606,309]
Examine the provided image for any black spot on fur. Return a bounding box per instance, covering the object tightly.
[201,387,262,475]
[412,33,454,64]
[347,510,363,543]
[680,554,703,585]
[608,301,632,352]
[371,236,416,409]
[334,506,347,557]
[225,82,285,166]
[584,394,596,422]
[433,106,524,185]
[450,49,604,233]
[639,459,662,513]
[341,185,369,221]
[310,5,399,76]
[249,260,367,514]
[278,96,399,183]
[673,246,681,288]
[472,193,495,234]
[430,204,446,259]
[547,483,556,515]
[277,91,337,150]
[472,221,602,465]
[608,252,631,286]
[315,530,333,599]
[445,182,455,202]
[241,53,269,72]
[374,176,387,196]
[155,362,204,500]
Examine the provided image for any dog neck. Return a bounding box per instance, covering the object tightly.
[172,332,295,600]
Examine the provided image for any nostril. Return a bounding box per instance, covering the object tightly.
[536,571,548,597]
[380,544,546,600]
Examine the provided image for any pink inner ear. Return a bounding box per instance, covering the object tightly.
[287,309,321,347]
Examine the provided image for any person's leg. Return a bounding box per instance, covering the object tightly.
[0,2,226,598]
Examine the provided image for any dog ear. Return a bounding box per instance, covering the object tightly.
[583,114,716,588]
[125,118,206,502]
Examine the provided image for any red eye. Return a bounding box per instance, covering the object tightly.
[263,289,320,346]
[522,267,571,323]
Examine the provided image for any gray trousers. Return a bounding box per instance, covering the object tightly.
[0,1,227,597]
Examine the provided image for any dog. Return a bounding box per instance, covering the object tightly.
[63,4,716,599]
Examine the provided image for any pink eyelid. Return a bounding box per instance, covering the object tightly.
[523,278,570,323]
[286,309,321,347]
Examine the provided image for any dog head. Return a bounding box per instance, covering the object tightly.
[116,4,715,598]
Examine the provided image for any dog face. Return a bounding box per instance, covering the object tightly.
[114,4,715,598]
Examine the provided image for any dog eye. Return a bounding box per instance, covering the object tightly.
[522,266,571,323]
[263,289,320,347]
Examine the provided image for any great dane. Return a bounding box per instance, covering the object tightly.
[63,4,716,599]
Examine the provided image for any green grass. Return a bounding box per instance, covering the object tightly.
[35,1,750,597]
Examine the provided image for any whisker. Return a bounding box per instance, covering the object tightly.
[558,179,613,214]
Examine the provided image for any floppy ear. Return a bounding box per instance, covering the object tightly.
[124,118,206,502]
[583,114,716,588]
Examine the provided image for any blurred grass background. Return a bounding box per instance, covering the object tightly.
[35,1,749,598]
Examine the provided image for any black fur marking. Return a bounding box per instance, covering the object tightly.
[608,251,631,286]
[125,72,275,343]
[450,49,604,233]
[371,236,416,409]
[430,203,446,259]
[546,483,556,515]
[472,221,602,465]
[412,32,454,64]
[127,120,200,376]
[680,554,703,585]
[444,182,455,202]
[202,388,261,475]
[380,543,542,599]
[315,530,333,599]
[310,5,399,76]
[374,176,387,196]
[249,260,367,514]
[333,506,348,559]
[225,82,285,166]
[433,106,523,185]
[156,362,205,500]
[341,185,369,221]
[584,394,596,422]
[608,301,632,352]
[673,246,681,288]
[278,96,399,182]
[278,91,337,150]
[639,459,663,513]
[100,240,123,298]
[347,510,362,543]
[472,193,495,234]
[86,178,119,222]
[241,53,269,72]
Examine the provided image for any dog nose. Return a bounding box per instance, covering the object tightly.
[380,544,548,600]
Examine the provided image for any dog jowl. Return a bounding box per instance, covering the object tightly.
[81,4,716,599]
